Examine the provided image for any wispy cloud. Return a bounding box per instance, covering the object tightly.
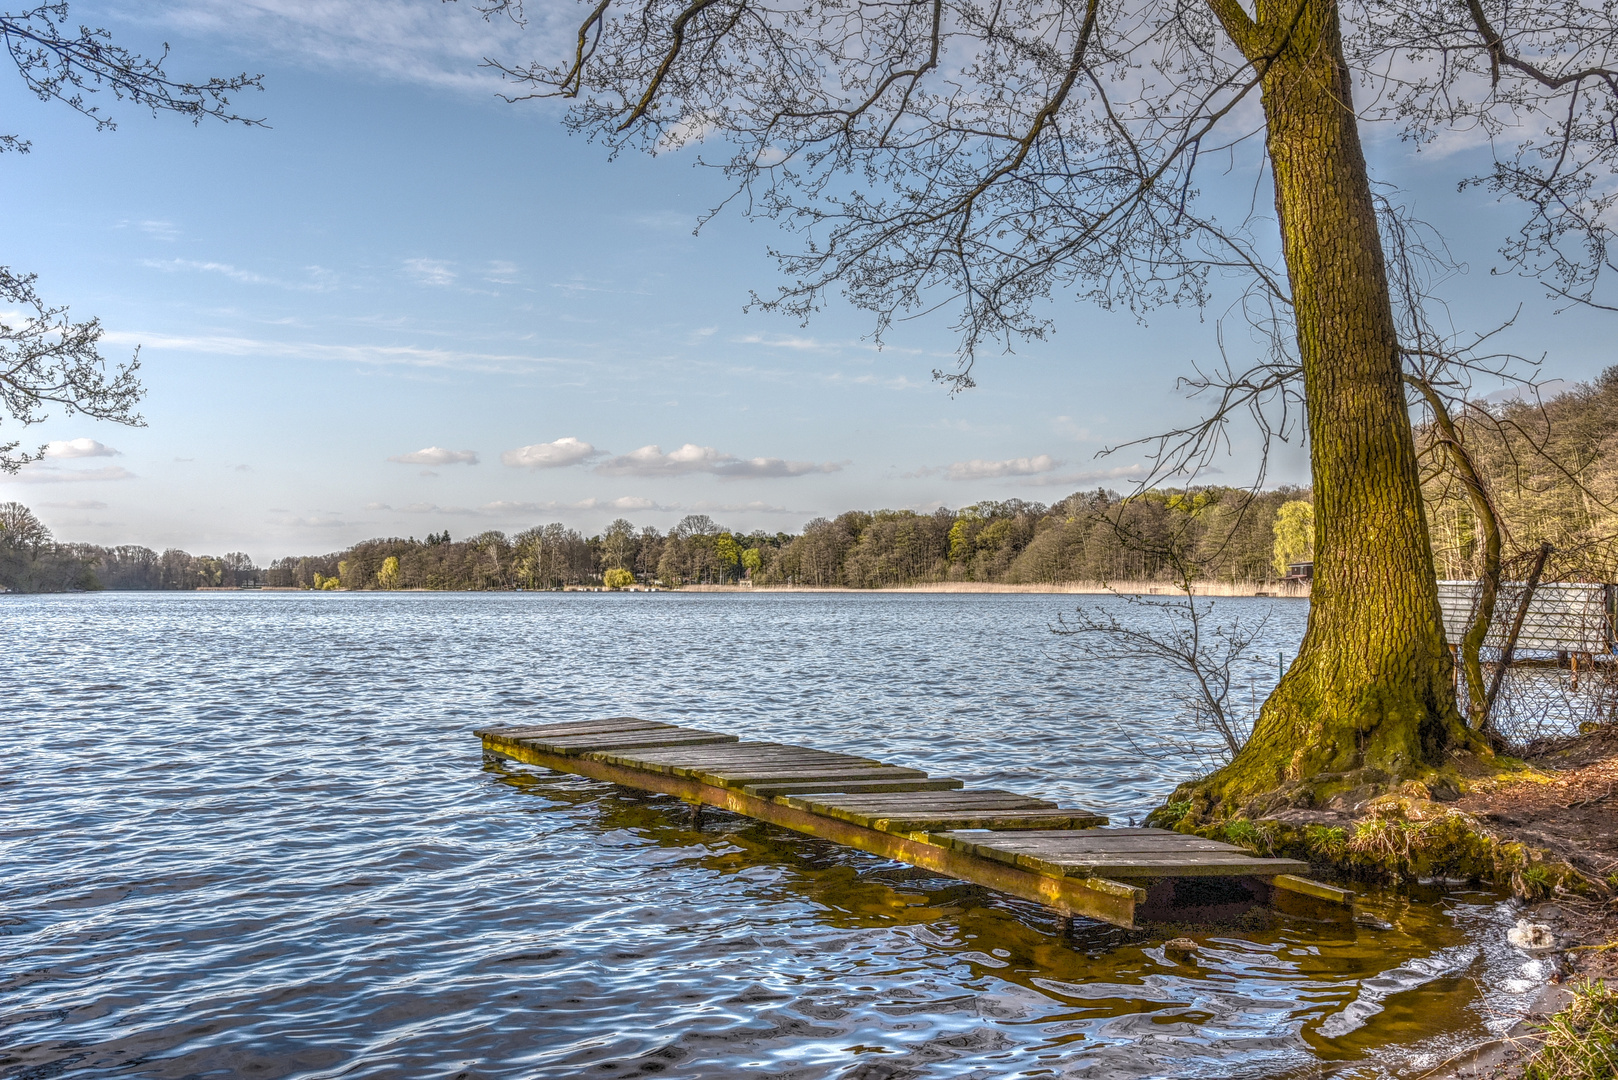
[484,260,521,284]
[482,496,676,514]
[143,258,337,291]
[388,446,479,466]
[42,499,108,510]
[133,219,180,241]
[907,455,1062,481]
[44,438,119,459]
[5,464,137,484]
[736,332,833,352]
[151,0,556,94]
[596,443,844,480]
[403,258,457,287]
[369,496,682,517]
[946,455,1060,481]
[1020,464,1148,488]
[99,330,575,377]
[501,437,599,469]
[281,515,355,529]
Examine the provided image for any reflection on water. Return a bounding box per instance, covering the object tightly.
[0,592,1544,1077]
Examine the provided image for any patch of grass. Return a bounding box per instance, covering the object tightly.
[1519,864,1555,901]
[1304,824,1347,859]
[1223,818,1263,850]
[1525,978,1618,1080]
[1150,800,1191,828]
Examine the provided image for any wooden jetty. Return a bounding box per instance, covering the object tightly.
[475,717,1352,929]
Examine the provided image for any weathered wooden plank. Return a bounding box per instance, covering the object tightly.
[785,789,1054,806]
[521,732,739,756]
[961,834,1248,853]
[746,778,966,797]
[694,765,929,788]
[588,747,876,775]
[474,718,668,739]
[607,741,822,758]
[880,816,1106,835]
[873,811,1109,833]
[784,791,1054,813]
[930,832,1309,878]
[617,747,872,767]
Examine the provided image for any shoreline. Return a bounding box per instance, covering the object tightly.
[185,580,1314,596]
[679,580,1312,597]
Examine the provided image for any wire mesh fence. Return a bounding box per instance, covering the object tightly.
[1441,544,1618,753]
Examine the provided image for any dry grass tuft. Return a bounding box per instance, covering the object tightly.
[1525,978,1618,1080]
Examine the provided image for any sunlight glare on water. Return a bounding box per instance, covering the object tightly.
[0,592,1543,1078]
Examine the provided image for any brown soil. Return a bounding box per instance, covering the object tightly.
[1456,726,1618,904]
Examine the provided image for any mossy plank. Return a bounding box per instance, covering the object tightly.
[475,718,666,739]
[695,765,929,788]
[786,791,1056,810]
[746,778,966,797]
[1265,873,1354,905]
[872,811,1107,832]
[521,732,739,756]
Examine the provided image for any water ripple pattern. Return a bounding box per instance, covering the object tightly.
[1,593,1540,1078]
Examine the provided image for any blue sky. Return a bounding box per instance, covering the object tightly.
[3,1,1615,561]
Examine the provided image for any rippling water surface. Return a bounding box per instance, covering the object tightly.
[2,592,1548,1078]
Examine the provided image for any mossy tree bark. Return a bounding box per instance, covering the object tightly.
[1184,0,1484,816]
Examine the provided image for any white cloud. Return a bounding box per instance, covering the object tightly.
[596,443,843,480]
[404,258,457,287]
[388,446,479,466]
[715,457,845,479]
[369,496,681,517]
[367,501,483,516]
[44,438,119,459]
[482,496,675,514]
[43,500,108,510]
[945,455,1061,481]
[687,500,803,514]
[1021,464,1149,488]
[151,0,554,93]
[142,258,338,291]
[100,330,574,377]
[501,437,598,469]
[596,443,722,476]
[5,465,136,484]
[484,260,520,284]
[282,515,354,529]
[139,219,179,241]
[656,115,716,152]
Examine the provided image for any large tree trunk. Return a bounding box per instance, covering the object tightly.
[1183,0,1484,818]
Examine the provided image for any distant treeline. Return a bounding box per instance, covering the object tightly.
[0,502,263,593]
[0,487,1314,594]
[259,486,1314,592]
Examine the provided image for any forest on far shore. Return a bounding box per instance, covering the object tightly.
[0,485,1312,594]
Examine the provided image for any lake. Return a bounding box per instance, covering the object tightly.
[1,592,1550,1078]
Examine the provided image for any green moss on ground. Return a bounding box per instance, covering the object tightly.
[1147,793,1594,899]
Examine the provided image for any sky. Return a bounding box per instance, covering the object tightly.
[3,0,1617,562]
